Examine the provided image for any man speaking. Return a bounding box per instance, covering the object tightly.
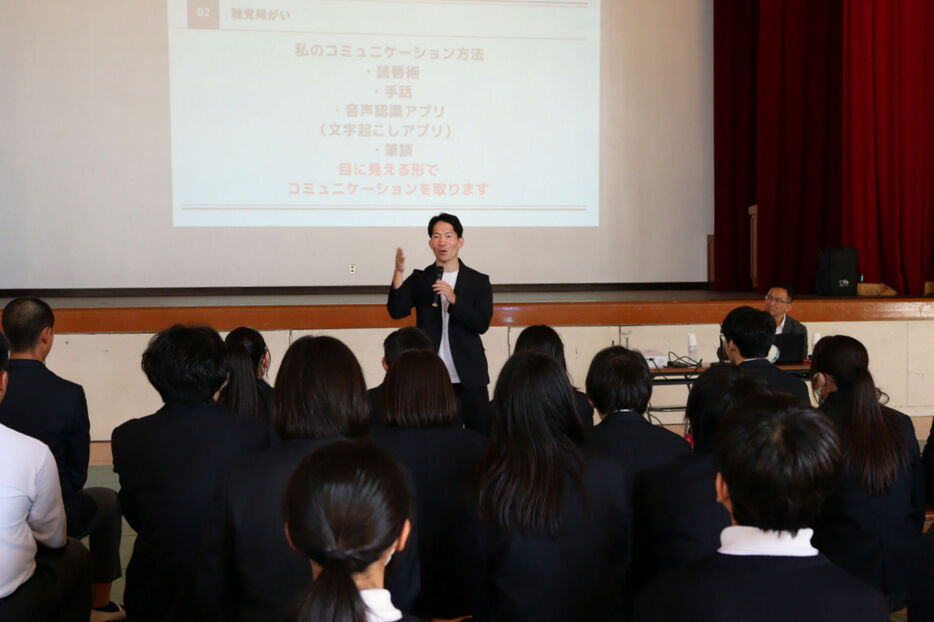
[388,213,493,434]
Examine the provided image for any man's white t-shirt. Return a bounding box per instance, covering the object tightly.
[438,269,460,384]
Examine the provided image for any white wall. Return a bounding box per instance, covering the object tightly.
[45,320,934,441]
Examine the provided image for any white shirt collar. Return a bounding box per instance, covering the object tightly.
[775,314,786,334]
[360,588,402,622]
[718,525,818,557]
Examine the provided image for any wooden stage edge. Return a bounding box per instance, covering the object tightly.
[55,297,934,334]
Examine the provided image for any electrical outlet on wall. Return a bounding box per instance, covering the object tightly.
[348,264,356,274]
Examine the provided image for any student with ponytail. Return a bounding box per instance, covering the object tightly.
[463,350,631,622]
[218,327,273,421]
[810,335,924,610]
[195,336,418,621]
[283,440,426,622]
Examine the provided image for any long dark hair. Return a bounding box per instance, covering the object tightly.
[473,350,585,536]
[283,440,410,622]
[810,335,906,495]
[382,349,457,428]
[218,327,267,419]
[272,336,370,440]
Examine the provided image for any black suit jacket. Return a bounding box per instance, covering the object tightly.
[781,313,807,337]
[574,390,594,428]
[111,402,272,622]
[812,393,924,601]
[631,452,730,592]
[908,529,934,622]
[194,436,421,622]
[0,359,95,531]
[634,552,889,622]
[459,455,631,622]
[739,358,810,402]
[387,260,493,388]
[373,424,485,619]
[587,410,691,485]
[194,437,333,622]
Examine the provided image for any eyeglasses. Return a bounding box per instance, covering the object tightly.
[764,295,790,304]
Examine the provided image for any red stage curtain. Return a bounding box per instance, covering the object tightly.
[713,0,841,294]
[842,0,934,295]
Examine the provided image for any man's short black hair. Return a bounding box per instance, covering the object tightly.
[585,346,652,414]
[714,393,842,534]
[2,297,55,352]
[0,332,9,373]
[383,326,434,366]
[141,325,228,406]
[771,284,795,302]
[427,212,463,237]
[721,306,776,358]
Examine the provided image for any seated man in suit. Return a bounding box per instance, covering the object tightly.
[586,346,690,483]
[765,284,807,338]
[0,297,125,620]
[631,364,768,593]
[718,284,808,362]
[0,332,92,622]
[634,394,889,622]
[720,306,810,402]
[368,326,434,427]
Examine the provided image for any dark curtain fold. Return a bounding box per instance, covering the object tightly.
[713,0,841,294]
[713,0,757,291]
[842,0,934,295]
[754,0,841,294]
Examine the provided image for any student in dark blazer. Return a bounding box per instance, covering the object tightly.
[908,529,934,622]
[631,364,768,592]
[720,305,810,402]
[634,394,889,622]
[461,351,631,622]
[368,327,435,428]
[0,297,124,618]
[195,336,418,622]
[512,325,594,428]
[111,325,272,622]
[585,346,691,481]
[810,336,924,611]
[372,349,485,619]
[217,326,273,423]
[387,213,493,435]
[283,441,428,622]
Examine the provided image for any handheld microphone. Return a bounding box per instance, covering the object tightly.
[432,265,444,307]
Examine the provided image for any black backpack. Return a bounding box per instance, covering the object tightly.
[814,247,859,296]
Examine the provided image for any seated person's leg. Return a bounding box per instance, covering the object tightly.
[67,487,123,612]
[0,538,91,622]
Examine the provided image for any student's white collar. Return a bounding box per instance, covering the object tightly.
[718,525,818,557]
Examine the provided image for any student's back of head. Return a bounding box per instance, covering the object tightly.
[810,334,907,495]
[2,297,54,354]
[685,364,769,453]
[715,393,842,533]
[218,326,269,419]
[381,350,457,428]
[720,306,776,359]
[283,440,412,622]
[475,350,584,536]
[273,335,369,440]
[142,324,228,406]
[585,346,652,415]
[383,327,434,367]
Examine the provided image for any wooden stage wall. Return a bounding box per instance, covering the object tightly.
[53,297,934,334]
